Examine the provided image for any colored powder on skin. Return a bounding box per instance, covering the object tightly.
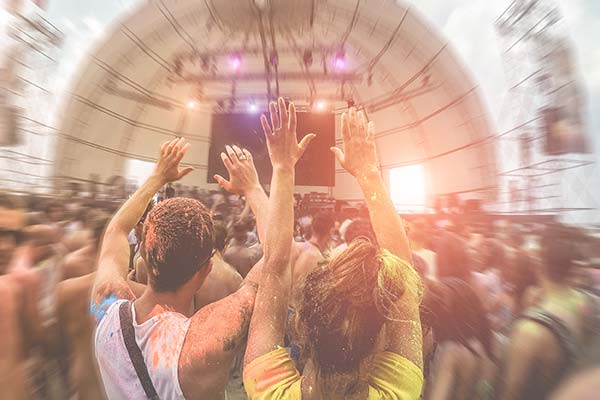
[90,294,118,323]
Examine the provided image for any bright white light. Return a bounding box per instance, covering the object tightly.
[125,159,156,186]
[186,100,197,109]
[389,165,427,212]
[315,101,327,111]
[230,56,241,71]
[248,103,258,113]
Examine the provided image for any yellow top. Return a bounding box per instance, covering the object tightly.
[243,348,423,400]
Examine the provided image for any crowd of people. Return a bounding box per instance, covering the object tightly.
[1,100,600,400]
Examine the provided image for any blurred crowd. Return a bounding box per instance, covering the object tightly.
[1,120,600,399]
[2,181,600,399]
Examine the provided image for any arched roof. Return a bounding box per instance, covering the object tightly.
[55,0,497,201]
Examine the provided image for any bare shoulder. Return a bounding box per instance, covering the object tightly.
[179,284,257,396]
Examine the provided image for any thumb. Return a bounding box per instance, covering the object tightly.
[177,167,194,179]
[214,174,232,191]
[298,133,317,155]
[330,147,345,165]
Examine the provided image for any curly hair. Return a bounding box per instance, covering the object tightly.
[298,238,422,396]
[141,198,214,292]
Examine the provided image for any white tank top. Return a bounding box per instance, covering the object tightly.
[95,299,192,400]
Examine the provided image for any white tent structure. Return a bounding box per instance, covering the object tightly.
[53,0,497,205]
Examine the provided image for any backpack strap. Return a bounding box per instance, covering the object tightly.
[519,308,579,367]
[119,301,160,400]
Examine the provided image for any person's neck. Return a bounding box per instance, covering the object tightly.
[135,287,195,321]
[310,235,328,251]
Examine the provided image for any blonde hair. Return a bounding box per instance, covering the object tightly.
[298,238,422,396]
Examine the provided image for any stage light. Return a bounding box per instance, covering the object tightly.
[315,101,327,111]
[248,102,258,113]
[230,55,242,71]
[333,50,346,70]
[186,100,197,110]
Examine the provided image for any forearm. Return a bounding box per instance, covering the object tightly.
[358,171,412,262]
[244,185,269,243]
[98,174,162,280]
[108,174,163,234]
[263,166,294,268]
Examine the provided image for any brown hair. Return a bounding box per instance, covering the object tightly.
[141,198,214,292]
[298,238,422,396]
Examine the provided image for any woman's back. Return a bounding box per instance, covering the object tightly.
[427,341,493,400]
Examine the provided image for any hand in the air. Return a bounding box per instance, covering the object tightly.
[260,98,316,169]
[153,137,194,184]
[331,107,380,180]
[214,145,261,195]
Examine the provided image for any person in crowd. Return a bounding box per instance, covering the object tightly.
[488,247,538,334]
[91,137,263,399]
[420,278,496,400]
[331,218,375,257]
[436,231,471,282]
[240,101,423,398]
[223,220,263,278]
[498,225,600,400]
[194,223,243,309]
[62,218,109,280]
[472,238,504,311]
[410,220,437,281]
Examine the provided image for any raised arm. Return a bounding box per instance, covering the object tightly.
[91,138,193,322]
[243,98,314,366]
[333,108,423,368]
[332,108,411,262]
[214,145,269,243]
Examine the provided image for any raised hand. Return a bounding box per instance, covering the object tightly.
[260,98,316,169]
[331,107,380,180]
[214,145,260,195]
[153,137,194,184]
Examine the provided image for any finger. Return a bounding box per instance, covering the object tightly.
[288,102,297,133]
[214,175,232,191]
[278,97,288,130]
[331,147,345,165]
[232,145,244,159]
[221,152,234,171]
[358,111,368,137]
[160,140,169,154]
[341,112,350,141]
[165,138,178,155]
[174,142,190,164]
[269,102,280,131]
[242,148,253,161]
[172,137,184,152]
[348,107,358,137]
[177,167,194,179]
[367,121,375,139]
[298,133,316,156]
[260,114,273,137]
[225,145,237,163]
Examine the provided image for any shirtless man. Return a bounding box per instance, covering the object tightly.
[194,223,243,309]
[214,145,326,297]
[223,221,262,278]
[132,223,243,310]
[91,137,261,399]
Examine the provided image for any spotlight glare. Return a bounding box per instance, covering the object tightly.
[248,103,258,113]
[333,51,347,70]
[315,101,327,111]
[230,55,242,71]
[186,100,197,110]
